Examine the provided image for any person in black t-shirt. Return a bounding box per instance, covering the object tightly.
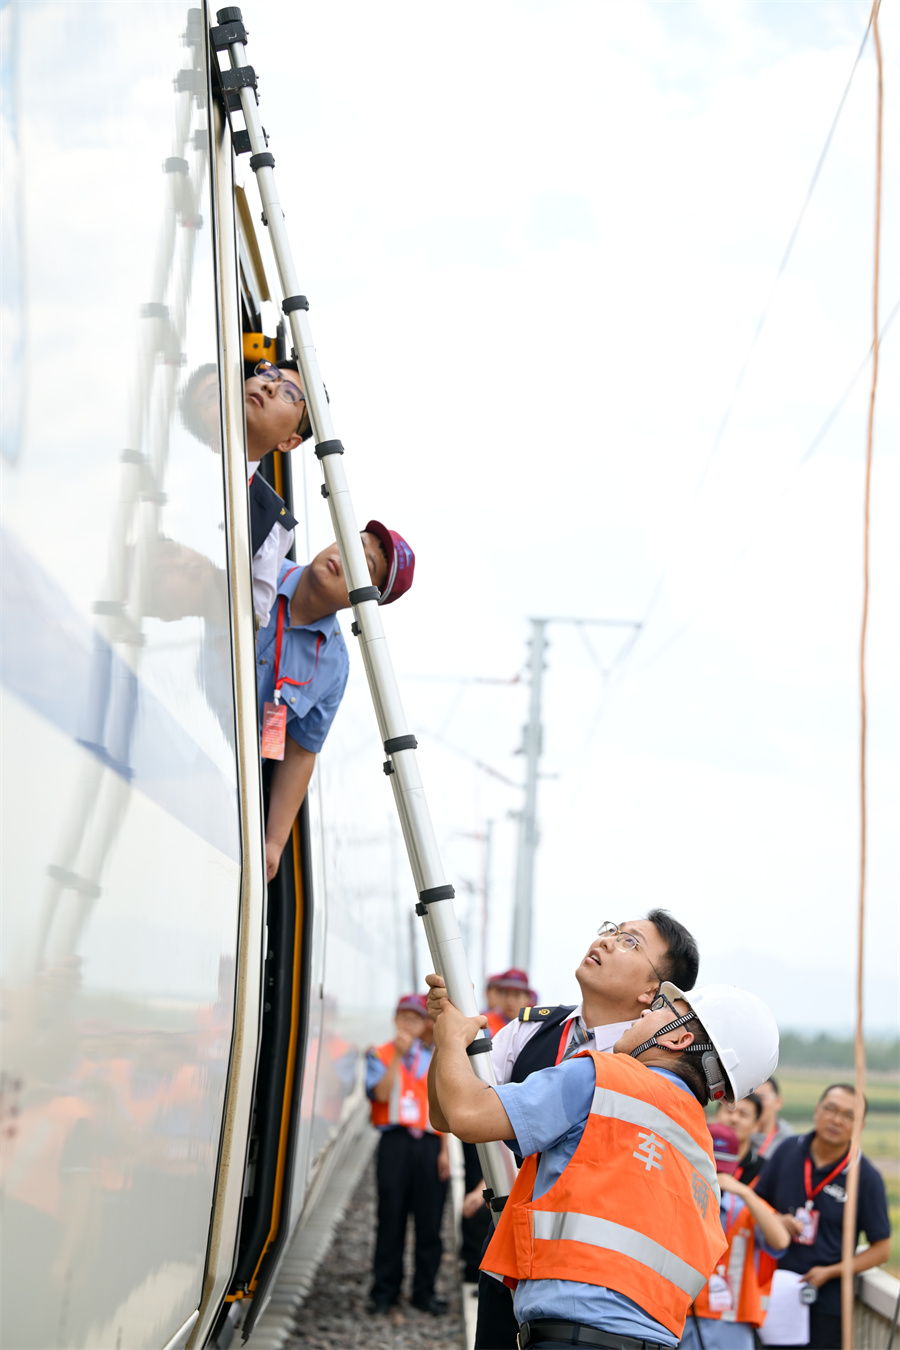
[754,1083,891,1350]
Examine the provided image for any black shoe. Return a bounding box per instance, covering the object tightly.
[365,1298,394,1315]
[410,1295,448,1316]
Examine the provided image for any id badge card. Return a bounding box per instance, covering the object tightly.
[794,1205,820,1245]
[261,702,287,760]
[707,1270,734,1313]
[399,1091,421,1126]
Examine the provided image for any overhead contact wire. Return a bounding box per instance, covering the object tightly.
[841,3,882,1344]
[616,7,879,678]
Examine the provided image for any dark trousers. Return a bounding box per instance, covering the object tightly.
[370,1128,447,1305]
[474,1261,519,1349]
[461,1141,491,1281]
[766,1307,843,1350]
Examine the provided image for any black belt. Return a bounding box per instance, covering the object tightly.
[517,1320,669,1350]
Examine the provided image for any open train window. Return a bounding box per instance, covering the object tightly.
[217,174,312,1336]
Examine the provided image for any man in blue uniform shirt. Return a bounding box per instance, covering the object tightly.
[258,519,415,879]
[754,1083,891,1350]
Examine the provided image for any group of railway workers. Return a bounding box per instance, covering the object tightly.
[207,359,890,1350]
[367,928,891,1350]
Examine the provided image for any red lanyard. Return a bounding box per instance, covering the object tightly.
[758,1126,778,1157]
[273,567,323,703]
[804,1151,852,1207]
[555,1018,575,1065]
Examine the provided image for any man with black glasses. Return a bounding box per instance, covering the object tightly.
[754,1084,891,1350]
[244,359,309,631]
[176,357,309,631]
[426,910,700,1349]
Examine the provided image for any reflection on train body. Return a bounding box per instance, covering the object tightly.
[1,4,409,1347]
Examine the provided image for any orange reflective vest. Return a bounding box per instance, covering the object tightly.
[369,1041,435,1133]
[692,1192,778,1328]
[484,1009,508,1037]
[482,1051,728,1339]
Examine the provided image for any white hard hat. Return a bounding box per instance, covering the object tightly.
[659,981,779,1105]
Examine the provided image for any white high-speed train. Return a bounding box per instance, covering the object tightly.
[1,5,411,1346]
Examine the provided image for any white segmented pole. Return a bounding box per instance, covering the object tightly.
[214,11,517,1211]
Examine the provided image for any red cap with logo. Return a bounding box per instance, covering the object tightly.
[364,520,415,605]
[395,993,428,1017]
[486,968,536,997]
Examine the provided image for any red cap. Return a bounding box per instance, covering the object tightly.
[486,968,535,997]
[396,993,428,1017]
[364,520,415,605]
[708,1123,740,1175]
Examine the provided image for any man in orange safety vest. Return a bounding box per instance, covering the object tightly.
[366,994,450,1318]
[431,979,780,1350]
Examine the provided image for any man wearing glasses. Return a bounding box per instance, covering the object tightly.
[753,1085,891,1350]
[244,359,310,630]
[430,977,779,1350]
[426,910,700,1348]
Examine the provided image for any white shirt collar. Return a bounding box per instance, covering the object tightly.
[569,1002,635,1052]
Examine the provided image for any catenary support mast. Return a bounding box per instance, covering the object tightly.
[210,8,516,1214]
[511,616,642,970]
[511,619,547,969]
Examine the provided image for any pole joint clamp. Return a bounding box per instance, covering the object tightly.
[466,1037,494,1057]
[210,18,247,49]
[249,151,274,172]
[283,295,309,313]
[315,439,344,459]
[414,884,455,916]
[384,735,417,754]
[220,66,257,93]
[349,586,380,606]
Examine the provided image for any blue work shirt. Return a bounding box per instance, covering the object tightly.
[492,1058,694,1347]
[256,562,349,754]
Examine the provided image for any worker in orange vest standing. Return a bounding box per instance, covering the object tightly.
[366,994,450,1317]
[430,978,780,1350]
[681,1123,789,1350]
[482,968,537,1037]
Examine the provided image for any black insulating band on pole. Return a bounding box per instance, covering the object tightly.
[384,735,418,754]
[314,439,343,459]
[349,586,380,606]
[417,884,455,908]
[465,1038,494,1057]
[283,295,309,313]
[249,152,274,172]
[488,1195,508,1213]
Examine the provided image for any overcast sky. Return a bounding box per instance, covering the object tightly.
[242,0,899,1033]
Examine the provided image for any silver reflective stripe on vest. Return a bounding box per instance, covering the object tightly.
[387,1069,401,1125]
[533,1211,708,1299]
[590,1086,719,1193]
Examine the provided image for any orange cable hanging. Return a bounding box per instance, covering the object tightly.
[840,1,882,1345]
